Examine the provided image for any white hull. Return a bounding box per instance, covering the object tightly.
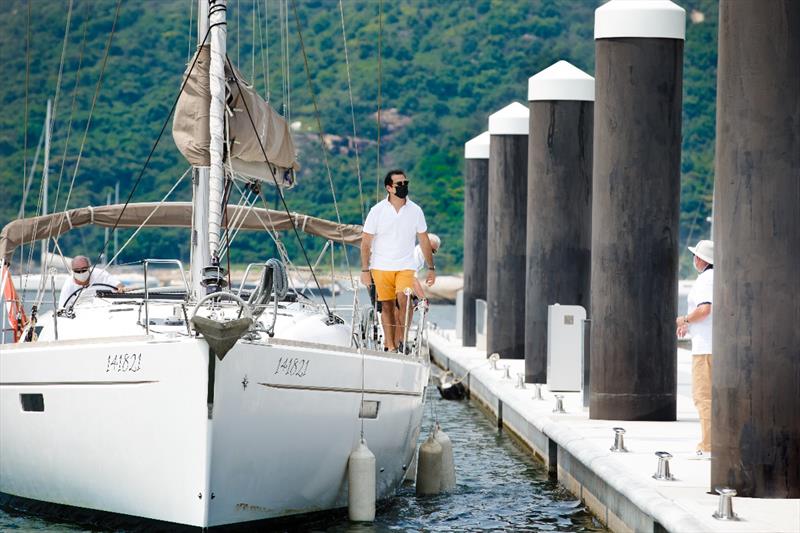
[1,327,428,527]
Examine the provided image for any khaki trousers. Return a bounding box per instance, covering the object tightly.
[692,354,712,452]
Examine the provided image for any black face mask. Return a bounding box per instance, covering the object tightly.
[394,183,409,198]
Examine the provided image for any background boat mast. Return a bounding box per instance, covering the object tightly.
[40,99,51,269]
[191,0,211,299]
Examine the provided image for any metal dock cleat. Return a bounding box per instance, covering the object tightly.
[610,427,629,453]
[652,451,675,481]
[712,487,740,521]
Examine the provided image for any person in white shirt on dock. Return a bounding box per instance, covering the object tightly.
[360,170,436,352]
[676,240,714,457]
[58,255,124,310]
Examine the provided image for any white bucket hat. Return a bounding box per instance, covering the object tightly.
[688,239,713,265]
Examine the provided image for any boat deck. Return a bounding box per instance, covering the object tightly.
[428,329,800,533]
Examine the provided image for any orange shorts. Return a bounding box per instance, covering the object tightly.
[371,269,415,302]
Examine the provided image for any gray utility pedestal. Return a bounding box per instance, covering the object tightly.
[546,304,586,392]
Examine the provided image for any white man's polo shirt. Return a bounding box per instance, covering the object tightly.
[363,197,427,271]
[687,267,713,355]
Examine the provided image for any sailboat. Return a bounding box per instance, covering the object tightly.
[0,0,430,528]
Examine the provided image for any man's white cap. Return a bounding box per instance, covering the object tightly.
[688,240,713,265]
[488,102,529,136]
[528,61,594,102]
[464,131,490,159]
[595,0,686,40]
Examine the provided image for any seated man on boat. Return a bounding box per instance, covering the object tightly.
[58,255,125,309]
[360,170,436,352]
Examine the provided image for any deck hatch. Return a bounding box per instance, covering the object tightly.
[20,393,44,412]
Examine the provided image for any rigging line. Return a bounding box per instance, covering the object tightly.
[106,169,191,268]
[48,0,75,144]
[87,26,212,273]
[18,128,44,219]
[221,177,234,288]
[21,147,47,301]
[338,0,365,224]
[262,0,270,101]
[288,0,355,289]
[21,0,32,205]
[251,185,307,295]
[19,0,31,276]
[21,0,74,306]
[60,0,121,217]
[284,0,290,122]
[224,53,333,318]
[46,0,121,295]
[375,0,383,204]
[218,187,256,260]
[278,0,285,115]
[254,0,268,100]
[27,0,73,278]
[251,0,256,82]
[187,0,194,62]
[51,4,90,239]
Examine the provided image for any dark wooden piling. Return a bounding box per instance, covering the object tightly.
[712,0,800,498]
[462,132,490,347]
[525,61,594,384]
[589,1,685,420]
[487,103,529,359]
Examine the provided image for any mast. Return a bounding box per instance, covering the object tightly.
[191,0,211,299]
[40,98,51,269]
[207,0,227,260]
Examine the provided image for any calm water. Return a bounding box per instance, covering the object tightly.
[1,303,604,532]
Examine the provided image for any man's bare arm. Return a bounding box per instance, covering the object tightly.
[360,233,374,286]
[417,232,436,286]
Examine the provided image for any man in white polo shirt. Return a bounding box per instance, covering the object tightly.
[361,170,436,352]
[676,239,714,457]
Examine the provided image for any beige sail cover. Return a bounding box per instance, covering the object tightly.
[0,203,362,263]
[172,46,298,184]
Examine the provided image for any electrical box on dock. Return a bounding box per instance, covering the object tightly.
[546,304,586,392]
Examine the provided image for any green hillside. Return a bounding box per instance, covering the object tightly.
[0,0,716,276]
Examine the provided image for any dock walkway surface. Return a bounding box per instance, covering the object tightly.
[428,329,800,533]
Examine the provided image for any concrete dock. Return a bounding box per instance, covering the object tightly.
[428,329,800,533]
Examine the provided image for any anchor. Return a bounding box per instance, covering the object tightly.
[190,292,253,360]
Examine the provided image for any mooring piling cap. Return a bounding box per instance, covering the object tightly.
[488,102,529,136]
[528,60,594,102]
[595,0,686,41]
[464,131,490,159]
[688,239,714,264]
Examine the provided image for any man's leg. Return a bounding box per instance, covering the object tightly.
[380,302,397,350]
[371,269,399,350]
[396,290,411,348]
[394,271,416,349]
[692,354,713,452]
